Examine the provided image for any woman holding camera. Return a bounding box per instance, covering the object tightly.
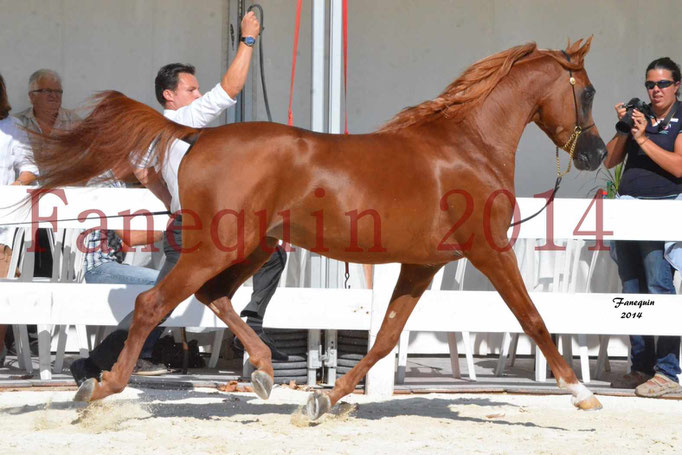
[604,57,682,397]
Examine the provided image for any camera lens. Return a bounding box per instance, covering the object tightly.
[616,112,634,133]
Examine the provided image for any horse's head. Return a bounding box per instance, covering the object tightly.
[533,37,606,172]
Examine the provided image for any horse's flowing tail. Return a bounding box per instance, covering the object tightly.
[33,90,199,189]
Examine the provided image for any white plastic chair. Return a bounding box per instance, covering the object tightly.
[4,228,33,373]
[52,229,90,375]
[5,227,85,379]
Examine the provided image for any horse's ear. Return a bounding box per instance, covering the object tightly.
[578,35,593,56]
[568,36,593,59]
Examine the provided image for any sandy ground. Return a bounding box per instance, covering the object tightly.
[1,386,681,455]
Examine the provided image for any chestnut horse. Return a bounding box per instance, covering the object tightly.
[35,38,606,419]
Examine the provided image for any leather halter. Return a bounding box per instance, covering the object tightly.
[556,50,595,177]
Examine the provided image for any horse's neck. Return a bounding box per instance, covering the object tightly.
[482,78,541,150]
[428,63,554,189]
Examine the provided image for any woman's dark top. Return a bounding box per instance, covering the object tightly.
[619,100,682,197]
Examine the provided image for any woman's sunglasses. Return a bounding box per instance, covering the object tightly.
[645,80,675,90]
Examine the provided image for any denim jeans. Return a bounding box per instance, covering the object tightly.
[85,261,160,285]
[615,240,681,381]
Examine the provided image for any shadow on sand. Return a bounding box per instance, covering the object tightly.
[0,388,593,433]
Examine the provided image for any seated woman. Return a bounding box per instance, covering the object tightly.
[0,73,38,366]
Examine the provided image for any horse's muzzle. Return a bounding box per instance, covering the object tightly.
[573,132,607,171]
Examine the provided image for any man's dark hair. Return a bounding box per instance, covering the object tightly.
[0,73,11,120]
[647,57,681,97]
[154,63,196,106]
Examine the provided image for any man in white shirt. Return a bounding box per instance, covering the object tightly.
[15,69,80,138]
[72,11,287,388]
[15,69,80,279]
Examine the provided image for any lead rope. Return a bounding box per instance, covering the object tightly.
[508,126,580,228]
[0,210,171,228]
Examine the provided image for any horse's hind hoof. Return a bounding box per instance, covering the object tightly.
[74,378,97,402]
[574,394,603,411]
[306,391,331,421]
[250,370,273,400]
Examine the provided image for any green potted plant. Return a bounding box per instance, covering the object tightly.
[589,163,623,198]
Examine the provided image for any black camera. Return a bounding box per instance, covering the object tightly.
[616,97,653,133]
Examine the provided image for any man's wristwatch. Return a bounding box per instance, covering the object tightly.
[240,36,256,47]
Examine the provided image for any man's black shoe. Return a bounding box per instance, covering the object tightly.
[7,340,41,357]
[70,358,101,386]
[259,331,290,362]
[233,332,289,362]
[132,359,168,376]
[29,339,40,356]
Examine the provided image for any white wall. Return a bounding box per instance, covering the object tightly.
[343,0,682,197]
[256,0,682,196]
[0,0,227,114]
[2,0,681,197]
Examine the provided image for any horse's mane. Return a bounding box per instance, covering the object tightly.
[379,38,592,132]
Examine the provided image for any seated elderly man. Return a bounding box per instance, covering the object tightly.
[15,69,79,136]
[15,69,79,278]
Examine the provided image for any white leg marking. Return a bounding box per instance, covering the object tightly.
[560,378,593,405]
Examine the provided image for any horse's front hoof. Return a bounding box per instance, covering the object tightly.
[573,394,602,411]
[73,378,98,402]
[251,370,274,400]
[306,391,331,420]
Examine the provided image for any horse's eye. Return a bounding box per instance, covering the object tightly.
[584,87,595,100]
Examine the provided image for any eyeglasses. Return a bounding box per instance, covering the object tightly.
[30,89,63,95]
[644,80,675,90]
